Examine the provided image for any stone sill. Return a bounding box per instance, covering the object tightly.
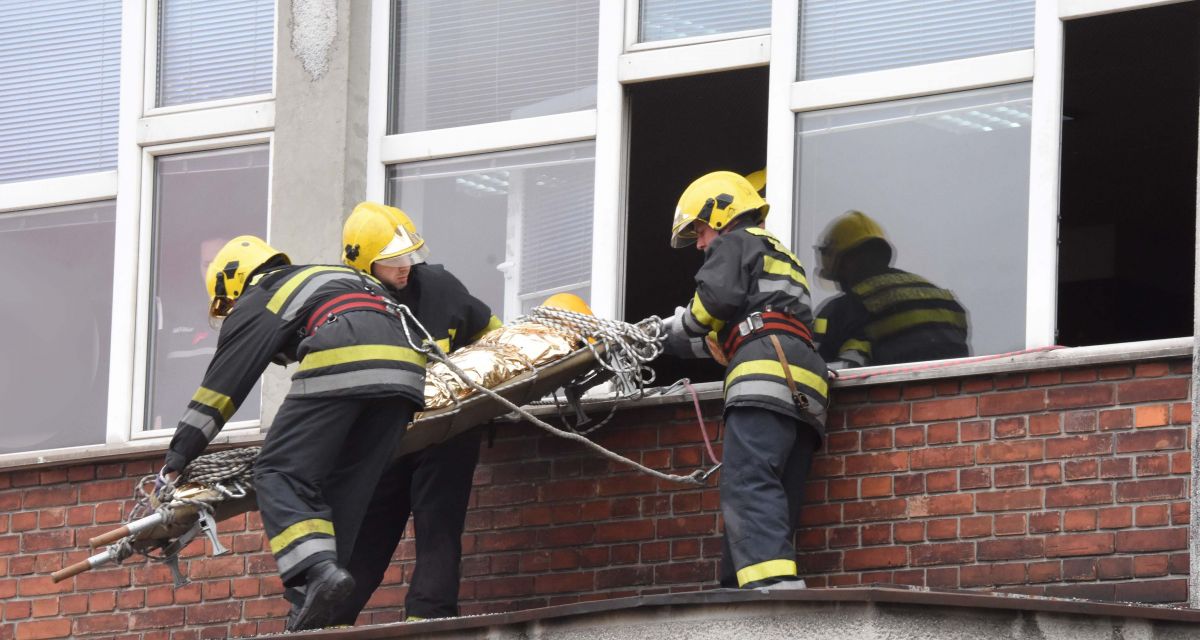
[1,337,1191,472]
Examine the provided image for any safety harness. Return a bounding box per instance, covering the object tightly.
[722,310,815,411]
[304,291,391,336]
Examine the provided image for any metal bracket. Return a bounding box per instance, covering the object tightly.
[198,511,229,556]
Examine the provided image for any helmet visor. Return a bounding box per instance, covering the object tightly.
[208,296,235,330]
[375,225,428,267]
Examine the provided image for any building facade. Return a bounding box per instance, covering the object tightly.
[0,0,1197,638]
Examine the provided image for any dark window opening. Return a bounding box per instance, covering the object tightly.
[1058,1,1199,346]
[624,66,769,384]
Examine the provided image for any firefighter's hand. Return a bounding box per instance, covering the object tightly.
[661,306,686,337]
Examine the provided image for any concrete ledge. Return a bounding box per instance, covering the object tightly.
[282,587,1200,639]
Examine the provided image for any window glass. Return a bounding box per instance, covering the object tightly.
[0,201,115,453]
[146,145,270,431]
[0,0,120,183]
[386,142,596,321]
[390,0,599,133]
[639,0,770,43]
[794,85,1032,366]
[798,0,1034,80]
[157,0,275,107]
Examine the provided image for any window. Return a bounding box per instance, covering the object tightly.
[0,0,121,184]
[156,0,275,107]
[798,0,1034,80]
[385,142,596,320]
[0,201,116,454]
[794,84,1033,361]
[145,145,270,432]
[1057,1,1198,346]
[389,0,599,133]
[638,0,771,43]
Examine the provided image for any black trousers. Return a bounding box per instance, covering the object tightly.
[717,406,818,588]
[330,427,483,624]
[254,394,415,587]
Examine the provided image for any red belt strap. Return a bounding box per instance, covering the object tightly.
[305,292,390,336]
[722,311,814,357]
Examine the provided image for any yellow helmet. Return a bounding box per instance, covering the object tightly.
[541,292,594,316]
[815,210,892,280]
[744,168,766,195]
[342,201,430,273]
[670,171,769,248]
[205,235,290,321]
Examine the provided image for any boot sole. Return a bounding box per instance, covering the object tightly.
[288,571,355,632]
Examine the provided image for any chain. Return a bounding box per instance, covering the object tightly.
[521,307,664,398]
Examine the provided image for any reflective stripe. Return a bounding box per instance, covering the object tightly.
[180,408,220,439]
[435,338,451,353]
[866,309,968,340]
[839,339,871,357]
[736,559,797,587]
[725,359,829,398]
[689,293,726,333]
[266,267,347,314]
[270,518,334,554]
[757,277,812,306]
[724,380,825,415]
[279,271,366,320]
[746,227,804,266]
[862,286,958,314]
[289,368,424,396]
[471,315,503,342]
[682,308,707,335]
[447,328,457,343]
[297,345,426,371]
[852,272,926,296]
[191,387,235,421]
[814,317,827,335]
[275,537,337,575]
[761,256,808,289]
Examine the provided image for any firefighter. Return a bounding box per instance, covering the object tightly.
[813,210,969,369]
[160,235,426,632]
[329,202,503,625]
[661,171,827,589]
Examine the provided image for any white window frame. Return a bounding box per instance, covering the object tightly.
[141,0,278,118]
[130,133,276,442]
[623,0,770,52]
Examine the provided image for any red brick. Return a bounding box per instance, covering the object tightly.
[894,426,925,448]
[977,441,1044,464]
[1116,429,1186,453]
[798,504,842,527]
[14,620,71,640]
[1117,478,1186,503]
[893,474,924,495]
[1063,509,1097,531]
[907,494,973,517]
[1027,561,1062,583]
[904,383,935,399]
[20,531,72,552]
[1136,504,1170,527]
[534,572,594,594]
[993,417,1026,438]
[1135,362,1170,377]
[1115,528,1187,553]
[959,516,992,538]
[843,499,907,523]
[1133,555,1170,578]
[1047,384,1113,409]
[1117,378,1189,403]
[21,487,77,509]
[846,404,910,428]
[910,446,973,470]
[130,607,186,630]
[926,518,958,540]
[1172,501,1189,526]
[924,470,957,493]
[1100,457,1132,479]
[1045,484,1112,508]
[926,422,958,444]
[910,542,973,566]
[1099,409,1133,431]
[993,374,1026,390]
[860,476,892,498]
[1062,557,1098,580]
[1114,579,1187,604]
[1064,459,1098,481]
[1171,451,1190,474]
[979,390,1045,416]
[861,428,893,451]
[1029,462,1062,485]
[1098,506,1132,529]
[960,563,1026,588]
[657,516,716,538]
[994,465,1027,487]
[844,452,909,476]
[1029,414,1061,435]
[1136,454,1171,477]
[825,432,859,453]
[1044,532,1114,557]
[893,522,924,543]
[959,468,990,490]
[960,421,990,442]
[1045,434,1113,459]
[912,398,977,422]
[1029,371,1063,386]
[976,489,1042,512]
[862,523,891,545]
[978,538,1043,561]
[994,513,1027,535]
[1134,405,1170,428]
[828,478,857,501]
[843,546,907,570]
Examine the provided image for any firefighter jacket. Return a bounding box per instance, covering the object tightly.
[663,223,828,438]
[386,263,502,354]
[814,267,969,367]
[165,265,426,472]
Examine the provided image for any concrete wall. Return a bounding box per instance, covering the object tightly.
[0,358,1191,638]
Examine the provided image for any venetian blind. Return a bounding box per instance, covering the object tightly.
[639,0,771,43]
[157,0,274,107]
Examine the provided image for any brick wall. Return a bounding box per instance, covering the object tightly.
[0,358,1192,638]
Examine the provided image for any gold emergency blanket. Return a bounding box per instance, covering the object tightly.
[422,322,580,410]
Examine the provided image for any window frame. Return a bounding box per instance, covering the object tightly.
[623,0,771,51]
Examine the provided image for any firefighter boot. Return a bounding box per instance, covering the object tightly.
[286,560,355,632]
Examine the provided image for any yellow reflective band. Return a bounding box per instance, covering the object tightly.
[689,294,726,332]
[471,315,504,342]
[862,286,958,314]
[297,345,426,371]
[435,338,451,353]
[867,309,968,340]
[736,559,797,587]
[839,339,871,356]
[762,255,809,288]
[266,266,348,314]
[447,327,457,344]
[270,518,334,554]
[851,272,927,297]
[814,317,828,335]
[191,387,236,421]
[747,227,804,266]
[725,360,829,398]
[405,616,425,622]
